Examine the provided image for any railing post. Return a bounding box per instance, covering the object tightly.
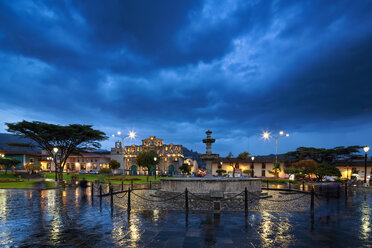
[266,180,269,189]
[310,187,315,230]
[90,182,94,203]
[244,187,248,214]
[345,182,348,197]
[310,188,314,213]
[127,189,131,214]
[131,180,134,190]
[288,180,291,190]
[110,185,114,213]
[302,181,305,191]
[337,184,340,199]
[150,180,152,189]
[99,184,102,208]
[121,181,124,191]
[185,188,189,212]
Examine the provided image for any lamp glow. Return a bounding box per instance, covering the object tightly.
[364,146,370,153]
[251,156,255,161]
[154,157,157,161]
[117,131,121,135]
[286,133,290,137]
[53,147,58,153]
[279,131,284,135]
[262,131,270,140]
[128,131,136,139]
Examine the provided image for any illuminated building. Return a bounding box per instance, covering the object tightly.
[111,136,184,175]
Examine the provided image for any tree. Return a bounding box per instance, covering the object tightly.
[226,152,236,177]
[136,150,159,182]
[243,169,253,176]
[109,159,121,174]
[179,163,191,175]
[284,146,363,165]
[6,121,107,182]
[284,168,302,177]
[268,162,281,178]
[315,163,341,181]
[293,159,318,178]
[0,158,20,174]
[237,152,250,160]
[24,162,41,174]
[216,169,226,176]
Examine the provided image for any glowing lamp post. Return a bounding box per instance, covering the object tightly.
[112,131,136,175]
[52,147,59,181]
[154,156,157,181]
[262,130,289,163]
[363,146,369,187]
[112,131,136,146]
[251,156,255,177]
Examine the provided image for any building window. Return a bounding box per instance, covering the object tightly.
[262,170,266,177]
[218,162,222,169]
[352,168,358,174]
[262,163,266,169]
[93,163,97,169]
[30,158,34,163]
[250,163,254,169]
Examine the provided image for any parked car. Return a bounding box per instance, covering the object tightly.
[79,170,87,174]
[323,176,336,182]
[89,170,99,174]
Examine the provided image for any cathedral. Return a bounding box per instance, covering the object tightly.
[111,136,184,175]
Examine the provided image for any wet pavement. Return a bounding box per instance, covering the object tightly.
[0,187,371,247]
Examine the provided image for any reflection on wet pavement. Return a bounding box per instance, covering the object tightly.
[0,187,371,247]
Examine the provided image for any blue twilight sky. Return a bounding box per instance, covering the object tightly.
[0,0,372,156]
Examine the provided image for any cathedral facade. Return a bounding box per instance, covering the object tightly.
[111,136,184,175]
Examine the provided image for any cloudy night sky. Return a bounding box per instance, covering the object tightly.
[0,0,372,156]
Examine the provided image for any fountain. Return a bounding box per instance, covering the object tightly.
[161,131,261,193]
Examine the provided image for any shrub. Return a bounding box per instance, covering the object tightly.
[243,169,252,175]
[216,169,226,176]
[99,168,112,174]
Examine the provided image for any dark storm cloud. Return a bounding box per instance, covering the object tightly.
[1,0,372,153]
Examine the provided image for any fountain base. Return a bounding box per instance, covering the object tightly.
[160,177,261,193]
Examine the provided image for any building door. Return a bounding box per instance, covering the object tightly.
[149,165,156,176]
[131,165,137,175]
[168,165,174,176]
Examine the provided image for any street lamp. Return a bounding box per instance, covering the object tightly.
[52,147,58,181]
[262,130,289,163]
[112,130,136,146]
[363,146,369,187]
[154,157,157,181]
[112,131,136,175]
[251,156,255,177]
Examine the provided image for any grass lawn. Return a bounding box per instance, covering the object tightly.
[0,172,55,189]
[43,172,173,185]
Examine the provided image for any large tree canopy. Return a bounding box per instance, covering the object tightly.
[136,150,159,181]
[284,146,363,165]
[0,157,20,174]
[237,152,250,160]
[6,121,107,181]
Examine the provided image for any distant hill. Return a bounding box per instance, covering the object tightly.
[0,133,40,152]
[183,147,205,168]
